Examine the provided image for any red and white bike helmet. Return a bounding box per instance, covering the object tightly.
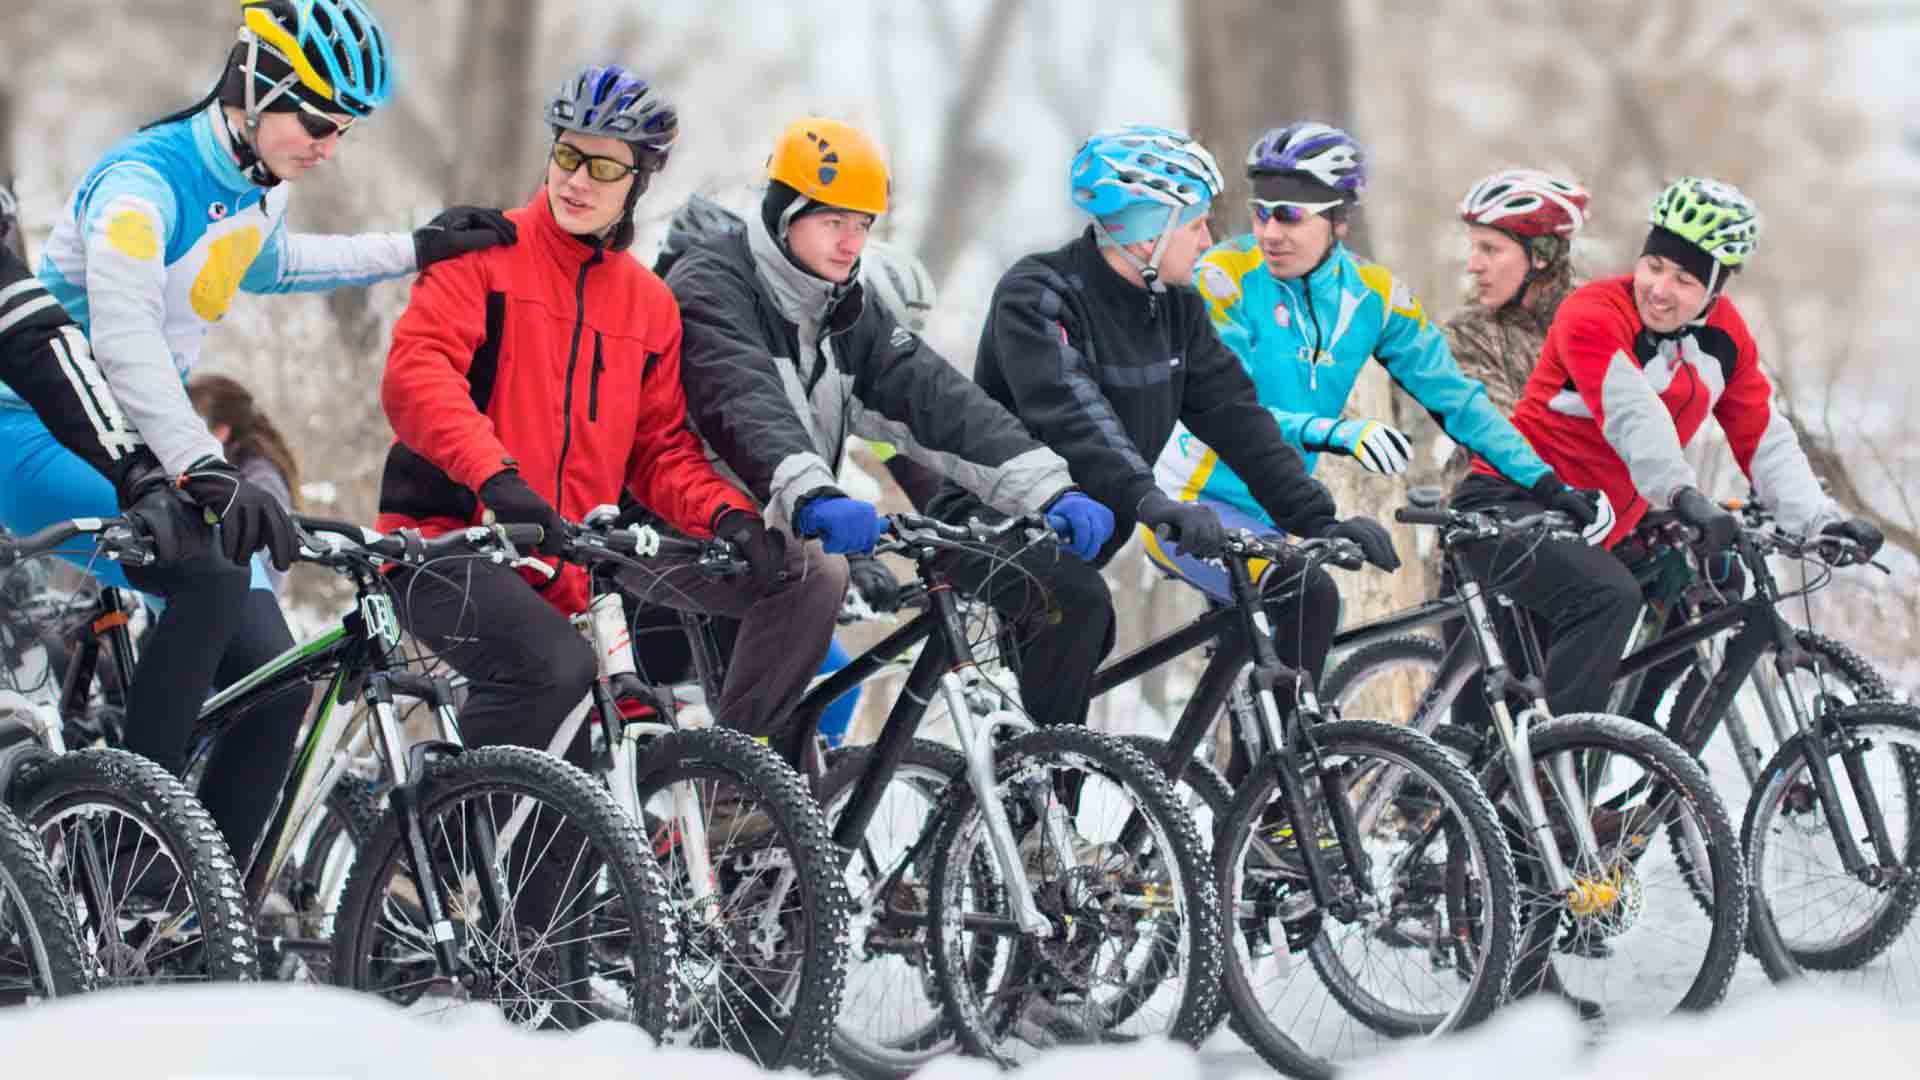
[1459,168,1589,263]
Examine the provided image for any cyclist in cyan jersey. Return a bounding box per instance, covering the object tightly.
[0,0,514,869]
[934,124,1394,758]
[1154,123,1600,602]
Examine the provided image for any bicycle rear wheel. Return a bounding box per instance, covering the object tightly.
[330,746,676,1033]
[1744,700,1920,997]
[0,803,90,1002]
[925,726,1222,1064]
[13,747,257,985]
[1215,719,1516,1078]
[633,727,849,1071]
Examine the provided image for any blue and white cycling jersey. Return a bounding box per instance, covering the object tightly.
[8,104,414,474]
[1154,237,1551,526]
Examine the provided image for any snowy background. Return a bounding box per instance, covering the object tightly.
[3,1,1917,706]
[3,5,1920,1069]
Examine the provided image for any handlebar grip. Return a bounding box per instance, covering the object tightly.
[1394,507,1453,526]
[495,523,548,549]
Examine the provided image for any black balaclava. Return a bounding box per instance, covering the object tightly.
[761,179,861,279]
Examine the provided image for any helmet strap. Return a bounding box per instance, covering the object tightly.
[225,33,294,187]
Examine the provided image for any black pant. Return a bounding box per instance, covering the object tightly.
[389,558,600,766]
[122,551,304,873]
[1449,474,1642,718]
[1622,550,1747,726]
[940,539,1115,729]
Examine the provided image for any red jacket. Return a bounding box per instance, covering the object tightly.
[377,188,753,611]
[1474,275,1833,547]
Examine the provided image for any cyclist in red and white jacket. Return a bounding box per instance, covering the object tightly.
[376,65,847,759]
[1457,176,1883,717]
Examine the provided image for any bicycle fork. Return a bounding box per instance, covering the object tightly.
[944,666,1051,937]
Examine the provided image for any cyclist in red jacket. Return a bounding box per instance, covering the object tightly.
[376,65,846,757]
[1458,176,1882,717]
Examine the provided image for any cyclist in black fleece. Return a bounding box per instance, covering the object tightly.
[930,126,1397,760]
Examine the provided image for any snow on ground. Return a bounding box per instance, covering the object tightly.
[0,981,1912,1079]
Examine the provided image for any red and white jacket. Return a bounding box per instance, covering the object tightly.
[376,189,753,611]
[1473,275,1838,547]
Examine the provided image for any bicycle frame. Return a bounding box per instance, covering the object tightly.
[1089,541,1381,917]
[789,542,1060,940]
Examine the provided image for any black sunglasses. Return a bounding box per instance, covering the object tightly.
[293,100,355,141]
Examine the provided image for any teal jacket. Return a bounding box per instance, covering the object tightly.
[1153,237,1550,522]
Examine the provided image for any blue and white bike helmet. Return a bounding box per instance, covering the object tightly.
[1069,125,1223,286]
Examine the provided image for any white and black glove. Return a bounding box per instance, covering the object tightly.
[1303,416,1413,475]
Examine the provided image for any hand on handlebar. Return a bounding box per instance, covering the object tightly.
[1042,491,1114,562]
[715,508,787,592]
[1672,486,1739,551]
[1320,516,1399,571]
[1137,490,1226,558]
[847,554,903,612]
[479,469,568,556]
[1819,517,1885,563]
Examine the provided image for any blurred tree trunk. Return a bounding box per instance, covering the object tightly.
[1184,0,1431,658]
[1,88,24,263]
[450,0,539,207]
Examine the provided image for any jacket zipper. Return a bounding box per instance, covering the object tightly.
[555,249,601,499]
[588,331,604,422]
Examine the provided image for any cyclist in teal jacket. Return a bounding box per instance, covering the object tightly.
[1152,123,1593,593]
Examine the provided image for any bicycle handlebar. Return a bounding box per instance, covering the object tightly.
[1393,504,1577,544]
[0,516,154,569]
[875,511,1055,558]
[292,515,548,567]
[1221,530,1367,572]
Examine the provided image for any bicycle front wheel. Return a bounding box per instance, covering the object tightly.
[1481,713,1746,1022]
[1744,700,1920,996]
[331,746,676,1034]
[633,727,849,1071]
[14,748,257,986]
[1215,719,1517,1078]
[924,726,1222,1065]
[0,803,90,1002]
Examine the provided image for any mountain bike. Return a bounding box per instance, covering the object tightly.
[1318,492,1748,1027]
[116,513,680,1031]
[794,513,1222,1073]
[1083,529,1519,1077]
[499,507,850,1068]
[0,518,256,986]
[1323,494,1911,989]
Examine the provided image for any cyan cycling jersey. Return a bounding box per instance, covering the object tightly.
[1154,237,1550,524]
[8,104,415,473]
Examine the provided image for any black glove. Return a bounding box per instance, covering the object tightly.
[847,554,902,612]
[714,509,787,593]
[169,456,297,571]
[414,206,517,271]
[1821,517,1885,561]
[478,469,568,556]
[1671,486,1738,550]
[1530,476,1599,529]
[1136,490,1226,559]
[120,473,214,567]
[1321,517,1400,571]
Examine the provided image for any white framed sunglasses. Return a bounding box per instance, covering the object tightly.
[1248,197,1343,224]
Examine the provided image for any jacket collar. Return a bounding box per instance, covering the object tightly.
[190,106,257,197]
[524,187,608,274]
[748,209,844,330]
[1268,240,1351,302]
[1071,227,1159,313]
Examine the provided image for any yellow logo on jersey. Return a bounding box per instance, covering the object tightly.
[106,210,159,260]
[190,226,264,322]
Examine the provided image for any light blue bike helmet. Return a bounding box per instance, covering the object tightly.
[235,0,393,118]
[1069,125,1223,284]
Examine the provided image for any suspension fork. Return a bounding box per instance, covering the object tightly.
[1451,571,1586,891]
[365,672,473,981]
[927,582,1051,938]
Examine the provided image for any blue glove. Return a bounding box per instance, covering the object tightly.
[794,495,884,555]
[1044,491,1115,562]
